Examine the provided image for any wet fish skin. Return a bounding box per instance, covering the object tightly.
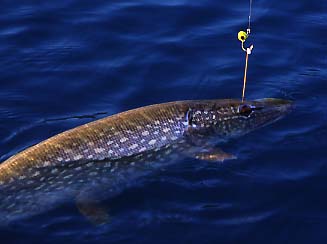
[0,98,292,224]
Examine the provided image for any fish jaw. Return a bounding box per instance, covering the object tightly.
[184,98,293,139]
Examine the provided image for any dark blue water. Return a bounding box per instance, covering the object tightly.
[0,0,326,243]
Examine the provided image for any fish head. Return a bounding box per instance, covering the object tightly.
[187,98,293,140]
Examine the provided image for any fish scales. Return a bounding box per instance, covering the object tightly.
[0,101,189,184]
[0,98,292,224]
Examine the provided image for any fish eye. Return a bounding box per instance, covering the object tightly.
[238,104,253,117]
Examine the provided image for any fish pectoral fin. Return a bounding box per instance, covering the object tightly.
[76,192,110,225]
[192,148,237,162]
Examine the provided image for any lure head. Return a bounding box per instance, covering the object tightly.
[186,98,293,140]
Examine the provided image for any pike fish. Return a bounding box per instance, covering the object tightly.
[0,98,292,225]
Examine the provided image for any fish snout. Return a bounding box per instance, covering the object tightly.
[255,98,293,115]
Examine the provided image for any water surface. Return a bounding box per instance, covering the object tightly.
[0,0,326,243]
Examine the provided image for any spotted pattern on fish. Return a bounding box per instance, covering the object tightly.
[0,101,192,184]
[0,98,292,224]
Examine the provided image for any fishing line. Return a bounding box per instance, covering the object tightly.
[238,0,254,102]
[248,0,252,33]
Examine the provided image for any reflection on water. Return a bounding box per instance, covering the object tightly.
[0,0,326,243]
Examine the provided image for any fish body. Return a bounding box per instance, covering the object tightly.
[0,98,292,224]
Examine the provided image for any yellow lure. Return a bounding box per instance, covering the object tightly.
[238,31,248,42]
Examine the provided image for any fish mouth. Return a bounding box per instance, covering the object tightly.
[248,98,294,129]
[254,98,294,115]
